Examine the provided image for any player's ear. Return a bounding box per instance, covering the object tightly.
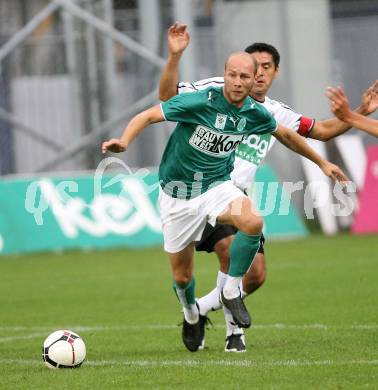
[252,58,258,75]
[274,65,280,78]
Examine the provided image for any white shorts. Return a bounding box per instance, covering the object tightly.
[159,180,246,253]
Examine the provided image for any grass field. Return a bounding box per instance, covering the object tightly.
[0,234,377,389]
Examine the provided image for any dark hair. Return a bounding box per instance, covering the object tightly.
[244,43,280,68]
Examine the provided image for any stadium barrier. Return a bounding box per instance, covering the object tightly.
[0,165,308,255]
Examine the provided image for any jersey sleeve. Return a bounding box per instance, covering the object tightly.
[160,90,205,124]
[296,116,315,137]
[253,105,278,135]
[275,102,315,137]
[177,77,224,94]
[265,112,278,133]
[269,100,315,137]
[177,82,197,94]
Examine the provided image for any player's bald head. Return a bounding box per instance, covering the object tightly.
[223,51,256,107]
[225,51,257,75]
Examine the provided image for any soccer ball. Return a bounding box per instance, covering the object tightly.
[42,330,86,369]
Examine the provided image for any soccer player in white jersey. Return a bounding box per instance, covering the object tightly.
[326,83,378,138]
[159,23,378,352]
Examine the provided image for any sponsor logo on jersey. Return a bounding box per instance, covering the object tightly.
[237,118,247,132]
[236,133,272,163]
[229,116,238,127]
[228,116,246,131]
[214,113,227,130]
[189,125,244,157]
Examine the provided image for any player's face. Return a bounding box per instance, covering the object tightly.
[250,52,279,99]
[223,57,255,107]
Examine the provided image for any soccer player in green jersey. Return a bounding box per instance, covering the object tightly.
[158,23,378,352]
[102,51,348,352]
[327,83,378,138]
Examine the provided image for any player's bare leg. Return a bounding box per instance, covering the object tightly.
[214,236,233,274]
[242,253,266,294]
[169,243,195,292]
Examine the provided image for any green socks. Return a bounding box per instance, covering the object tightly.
[173,278,198,324]
[173,277,196,306]
[229,231,262,277]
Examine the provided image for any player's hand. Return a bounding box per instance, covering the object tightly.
[320,161,349,183]
[167,22,190,56]
[326,86,352,121]
[359,80,378,115]
[101,139,127,154]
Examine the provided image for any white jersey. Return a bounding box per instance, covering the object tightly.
[178,77,315,190]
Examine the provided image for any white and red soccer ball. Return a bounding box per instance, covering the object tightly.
[42,330,86,369]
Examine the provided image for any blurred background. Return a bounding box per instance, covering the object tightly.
[0,0,377,254]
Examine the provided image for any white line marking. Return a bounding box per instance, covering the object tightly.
[86,359,378,368]
[254,324,329,330]
[0,323,377,334]
[0,332,48,343]
[0,323,376,344]
[1,358,377,368]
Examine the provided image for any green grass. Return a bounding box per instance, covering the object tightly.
[0,234,377,389]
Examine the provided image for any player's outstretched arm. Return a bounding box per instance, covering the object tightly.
[101,105,165,153]
[344,114,378,137]
[274,124,349,182]
[309,80,378,141]
[326,86,378,138]
[159,23,190,102]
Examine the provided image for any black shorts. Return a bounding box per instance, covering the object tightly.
[195,222,265,254]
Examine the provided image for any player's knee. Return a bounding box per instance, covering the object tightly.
[173,271,192,287]
[240,216,263,235]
